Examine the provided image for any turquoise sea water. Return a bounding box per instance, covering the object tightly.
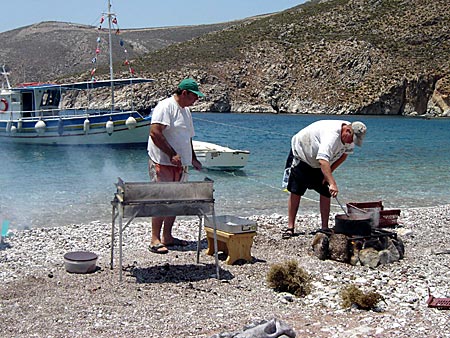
[1,113,450,230]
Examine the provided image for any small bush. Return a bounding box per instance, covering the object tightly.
[340,284,383,310]
[266,260,312,297]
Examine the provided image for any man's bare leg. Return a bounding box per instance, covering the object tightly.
[320,195,331,229]
[161,216,176,244]
[150,216,168,253]
[288,193,301,230]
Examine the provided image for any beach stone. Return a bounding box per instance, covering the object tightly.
[392,237,405,259]
[328,234,350,263]
[386,239,401,262]
[234,318,296,338]
[378,250,391,265]
[311,233,329,260]
[359,247,380,268]
[349,251,361,266]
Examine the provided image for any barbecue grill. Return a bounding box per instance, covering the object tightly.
[110,177,219,281]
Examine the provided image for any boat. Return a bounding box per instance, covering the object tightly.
[0,1,154,146]
[192,140,250,170]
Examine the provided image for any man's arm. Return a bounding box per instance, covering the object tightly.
[319,153,348,197]
[150,123,181,166]
[319,159,338,197]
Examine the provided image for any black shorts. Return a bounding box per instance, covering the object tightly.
[287,159,331,197]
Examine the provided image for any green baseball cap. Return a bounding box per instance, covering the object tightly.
[178,78,205,97]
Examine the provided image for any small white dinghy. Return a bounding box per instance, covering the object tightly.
[193,140,250,170]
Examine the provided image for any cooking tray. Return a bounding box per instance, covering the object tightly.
[205,215,257,234]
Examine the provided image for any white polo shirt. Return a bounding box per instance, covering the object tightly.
[291,120,354,168]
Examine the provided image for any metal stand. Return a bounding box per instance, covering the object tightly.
[110,177,220,281]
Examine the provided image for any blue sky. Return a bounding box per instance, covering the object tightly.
[1,0,306,33]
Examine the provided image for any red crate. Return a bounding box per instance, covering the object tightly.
[378,209,401,227]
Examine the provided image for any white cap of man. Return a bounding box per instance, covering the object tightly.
[351,121,367,146]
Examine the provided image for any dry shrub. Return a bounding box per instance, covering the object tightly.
[340,284,383,310]
[266,260,312,297]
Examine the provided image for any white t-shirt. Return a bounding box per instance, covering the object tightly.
[147,96,195,166]
[291,120,354,168]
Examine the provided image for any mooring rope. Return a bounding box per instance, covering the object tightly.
[193,116,293,137]
[216,169,336,206]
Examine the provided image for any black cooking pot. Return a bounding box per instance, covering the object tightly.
[333,213,372,236]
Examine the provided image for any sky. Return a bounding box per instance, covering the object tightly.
[0,0,306,33]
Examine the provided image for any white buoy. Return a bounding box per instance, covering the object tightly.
[106,120,114,135]
[35,120,46,135]
[6,121,11,133]
[10,125,17,134]
[125,116,137,129]
[17,118,23,131]
[83,118,90,133]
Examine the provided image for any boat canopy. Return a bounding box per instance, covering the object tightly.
[11,78,154,91]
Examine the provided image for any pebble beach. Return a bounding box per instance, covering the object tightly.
[1,205,450,337]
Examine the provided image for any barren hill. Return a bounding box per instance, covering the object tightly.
[0,20,243,84]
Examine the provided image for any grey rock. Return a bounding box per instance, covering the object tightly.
[235,318,296,338]
[328,234,350,263]
[311,233,329,260]
[359,247,380,268]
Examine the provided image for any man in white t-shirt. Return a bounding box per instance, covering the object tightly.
[283,120,367,238]
[147,78,204,254]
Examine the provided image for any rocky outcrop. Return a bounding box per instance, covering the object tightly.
[428,76,450,117]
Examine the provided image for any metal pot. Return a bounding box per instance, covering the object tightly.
[334,213,372,236]
[64,251,98,274]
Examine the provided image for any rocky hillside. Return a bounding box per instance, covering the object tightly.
[0,20,243,84]
[2,0,450,116]
[133,0,450,116]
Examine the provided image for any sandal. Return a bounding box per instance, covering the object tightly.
[162,238,189,247]
[149,243,169,254]
[282,228,296,239]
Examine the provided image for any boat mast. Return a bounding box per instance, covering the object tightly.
[106,0,115,112]
[1,65,11,89]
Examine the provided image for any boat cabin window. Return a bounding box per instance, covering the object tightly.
[41,90,61,107]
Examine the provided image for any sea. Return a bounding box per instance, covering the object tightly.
[1,113,450,230]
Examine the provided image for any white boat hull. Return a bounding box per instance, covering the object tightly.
[193,140,250,170]
[0,109,151,145]
[0,78,155,146]
[0,120,150,145]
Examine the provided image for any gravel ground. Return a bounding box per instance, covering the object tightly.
[0,205,450,337]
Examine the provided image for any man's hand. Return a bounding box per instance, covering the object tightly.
[328,182,339,197]
[170,154,182,167]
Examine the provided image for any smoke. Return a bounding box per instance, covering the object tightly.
[0,144,148,230]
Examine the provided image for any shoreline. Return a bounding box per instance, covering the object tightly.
[1,205,450,337]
